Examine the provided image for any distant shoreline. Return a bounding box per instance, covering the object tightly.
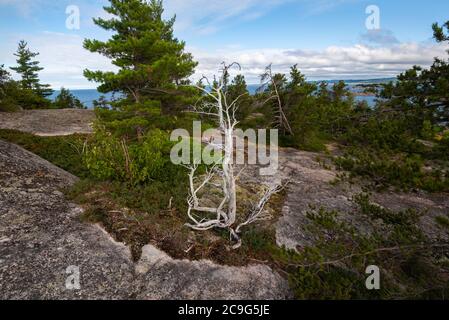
[50,77,395,92]
[50,77,390,109]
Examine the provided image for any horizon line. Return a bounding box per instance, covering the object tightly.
[50,77,397,91]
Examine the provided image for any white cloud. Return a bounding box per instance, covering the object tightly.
[163,0,291,34]
[190,42,449,83]
[3,31,447,89]
[4,33,448,88]
[1,32,117,89]
[163,0,359,34]
[1,1,447,88]
[92,0,359,34]
[360,29,400,46]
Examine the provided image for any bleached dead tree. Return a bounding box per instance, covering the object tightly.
[185,62,284,248]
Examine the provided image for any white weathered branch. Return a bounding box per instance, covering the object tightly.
[183,62,284,248]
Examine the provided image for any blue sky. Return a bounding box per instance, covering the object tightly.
[1,0,448,88]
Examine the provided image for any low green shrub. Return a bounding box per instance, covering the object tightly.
[0,129,89,177]
[83,127,177,184]
[334,148,449,192]
[269,194,448,299]
[435,215,449,229]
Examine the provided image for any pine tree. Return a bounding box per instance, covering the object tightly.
[0,65,10,102]
[285,64,316,107]
[227,74,252,120]
[10,40,53,98]
[287,64,306,90]
[0,64,20,112]
[53,87,86,109]
[433,21,449,43]
[379,20,449,131]
[228,74,248,97]
[83,0,197,109]
[0,64,11,87]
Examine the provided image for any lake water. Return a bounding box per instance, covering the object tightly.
[49,90,116,109]
[247,82,381,107]
[355,95,377,106]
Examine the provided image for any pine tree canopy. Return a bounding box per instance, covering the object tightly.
[0,64,11,85]
[432,21,449,43]
[54,87,86,109]
[83,0,197,103]
[10,40,53,98]
[379,19,449,127]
